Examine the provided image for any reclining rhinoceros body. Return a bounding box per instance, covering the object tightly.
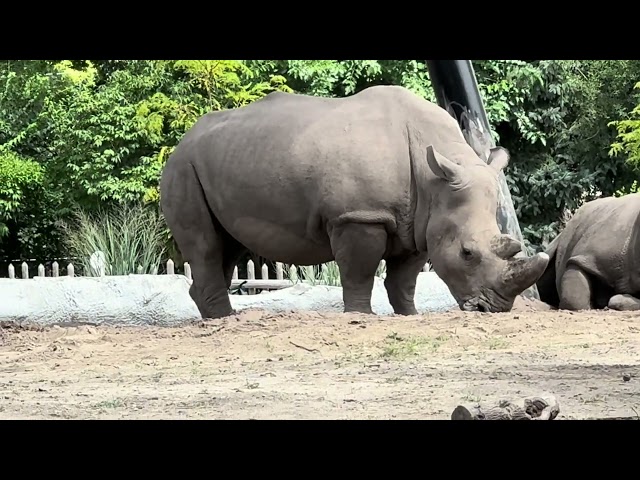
[160,85,549,319]
[537,193,640,311]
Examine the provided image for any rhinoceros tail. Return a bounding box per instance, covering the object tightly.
[536,234,560,308]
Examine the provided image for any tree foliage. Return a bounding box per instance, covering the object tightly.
[0,59,638,262]
[610,82,640,169]
[0,150,44,238]
[482,60,640,249]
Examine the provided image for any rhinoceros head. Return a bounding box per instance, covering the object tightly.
[416,144,549,312]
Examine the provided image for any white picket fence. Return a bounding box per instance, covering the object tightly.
[5,259,291,292]
[5,258,432,294]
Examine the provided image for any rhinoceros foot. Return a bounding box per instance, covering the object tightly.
[608,294,640,311]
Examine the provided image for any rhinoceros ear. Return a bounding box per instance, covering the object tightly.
[426,145,466,184]
[487,146,510,173]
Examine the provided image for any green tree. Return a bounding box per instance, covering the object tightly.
[0,60,294,261]
[610,82,640,169]
[470,60,640,249]
[2,59,640,264]
[0,150,43,238]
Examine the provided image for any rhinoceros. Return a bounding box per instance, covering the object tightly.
[160,85,549,319]
[536,193,640,311]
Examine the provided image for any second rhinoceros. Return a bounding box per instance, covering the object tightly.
[536,193,640,311]
[160,85,549,319]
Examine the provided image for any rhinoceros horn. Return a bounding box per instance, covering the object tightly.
[501,252,550,296]
[491,234,522,259]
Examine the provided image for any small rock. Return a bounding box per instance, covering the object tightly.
[623,374,631,382]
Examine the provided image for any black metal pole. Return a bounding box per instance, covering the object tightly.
[426,60,512,231]
[425,60,539,299]
[427,60,492,139]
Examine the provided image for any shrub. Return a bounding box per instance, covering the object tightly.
[62,203,167,276]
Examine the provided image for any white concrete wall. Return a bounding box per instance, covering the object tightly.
[0,272,458,327]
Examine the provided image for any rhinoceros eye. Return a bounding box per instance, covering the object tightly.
[461,247,473,260]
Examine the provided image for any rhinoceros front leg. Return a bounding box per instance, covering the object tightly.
[558,264,592,310]
[608,294,640,311]
[330,223,387,314]
[383,252,430,315]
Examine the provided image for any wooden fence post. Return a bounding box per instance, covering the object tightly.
[246,259,255,294]
[246,260,255,278]
[5,257,298,294]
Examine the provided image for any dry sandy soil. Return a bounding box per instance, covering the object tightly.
[1,299,639,420]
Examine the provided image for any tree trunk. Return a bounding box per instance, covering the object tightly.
[451,394,559,420]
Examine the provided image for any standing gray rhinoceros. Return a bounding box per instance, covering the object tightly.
[160,85,549,319]
[536,193,640,311]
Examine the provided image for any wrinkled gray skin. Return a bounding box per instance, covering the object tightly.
[160,85,549,319]
[537,193,640,311]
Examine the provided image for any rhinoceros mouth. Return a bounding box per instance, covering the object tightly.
[460,298,486,312]
[460,290,512,313]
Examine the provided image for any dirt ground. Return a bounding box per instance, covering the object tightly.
[1,298,639,420]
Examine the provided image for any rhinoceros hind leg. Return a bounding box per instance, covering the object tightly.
[181,231,235,320]
[178,230,234,320]
[383,252,430,315]
[608,294,640,311]
[558,264,592,311]
[330,223,387,314]
[162,174,234,319]
[221,236,249,289]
